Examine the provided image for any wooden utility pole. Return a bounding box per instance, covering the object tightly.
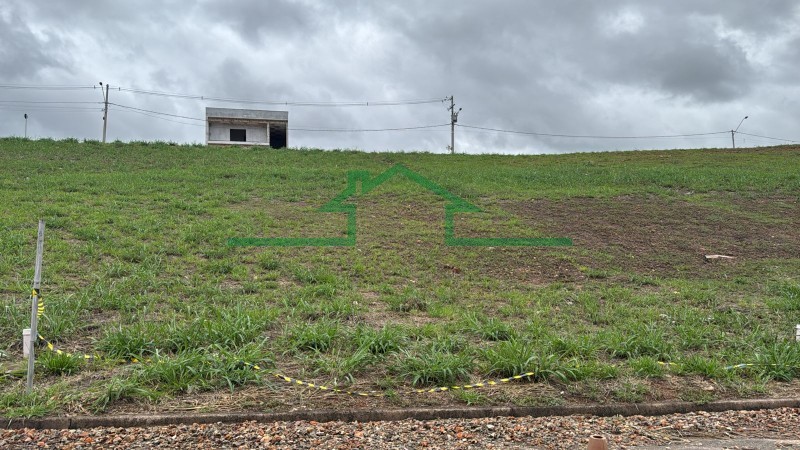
[26,220,45,393]
[447,96,461,154]
[100,82,109,143]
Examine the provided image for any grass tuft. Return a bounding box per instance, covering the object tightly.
[39,352,84,376]
[395,349,474,387]
[483,340,577,381]
[355,325,408,355]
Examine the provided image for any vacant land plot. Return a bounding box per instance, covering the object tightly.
[0,138,799,417]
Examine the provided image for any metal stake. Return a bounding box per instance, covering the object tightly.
[26,220,45,393]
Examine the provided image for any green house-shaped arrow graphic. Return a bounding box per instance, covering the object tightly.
[228,164,572,247]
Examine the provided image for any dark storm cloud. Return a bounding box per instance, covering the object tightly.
[589,22,755,102]
[0,5,66,79]
[202,0,323,45]
[1,0,798,152]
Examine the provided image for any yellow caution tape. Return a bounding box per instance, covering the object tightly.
[413,372,537,393]
[725,363,754,369]
[237,361,538,397]
[32,289,45,319]
[269,371,386,397]
[37,334,95,360]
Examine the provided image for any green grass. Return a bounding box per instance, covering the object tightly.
[355,324,409,355]
[1,138,800,416]
[394,348,474,386]
[38,351,84,376]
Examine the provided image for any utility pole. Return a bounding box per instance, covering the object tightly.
[100,82,109,143]
[24,113,28,138]
[447,96,461,154]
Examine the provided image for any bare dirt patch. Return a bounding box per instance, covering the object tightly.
[508,194,800,278]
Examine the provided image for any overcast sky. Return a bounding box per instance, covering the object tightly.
[1,1,798,154]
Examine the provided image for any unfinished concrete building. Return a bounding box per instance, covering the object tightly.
[205,107,288,148]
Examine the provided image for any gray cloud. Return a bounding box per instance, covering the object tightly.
[1,0,798,152]
[0,5,66,79]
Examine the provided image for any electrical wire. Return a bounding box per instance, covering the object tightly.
[109,102,448,132]
[0,105,103,112]
[735,131,798,144]
[108,102,206,121]
[289,124,450,132]
[0,100,103,105]
[457,123,731,139]
[0,84,96,90]
[4,84,796,145]
[108,106,206,127]
[115,86,447,107]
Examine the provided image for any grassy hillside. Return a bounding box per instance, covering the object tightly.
[1,137,799,417]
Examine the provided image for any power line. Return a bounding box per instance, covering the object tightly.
[108,102,206,121]
[110,102,448,132]
[0,100,102,105]
[736,131,798,144]
[457,123,731,139]
[289,124,449,132]
[0,105,103,111]
[108,106,206,127]
[0,84,96,90]
[115,86,447,107]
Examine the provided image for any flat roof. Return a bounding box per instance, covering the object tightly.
[206,107,288,121]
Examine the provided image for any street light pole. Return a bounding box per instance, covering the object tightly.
[731,115,748,149]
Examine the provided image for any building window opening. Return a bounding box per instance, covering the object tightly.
[230,129,246,142]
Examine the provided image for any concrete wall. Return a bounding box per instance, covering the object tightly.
[208,123,269,144]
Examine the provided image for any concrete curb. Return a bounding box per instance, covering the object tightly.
[4,398,800,430]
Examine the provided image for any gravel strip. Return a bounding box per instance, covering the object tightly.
[2,408,799,449]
